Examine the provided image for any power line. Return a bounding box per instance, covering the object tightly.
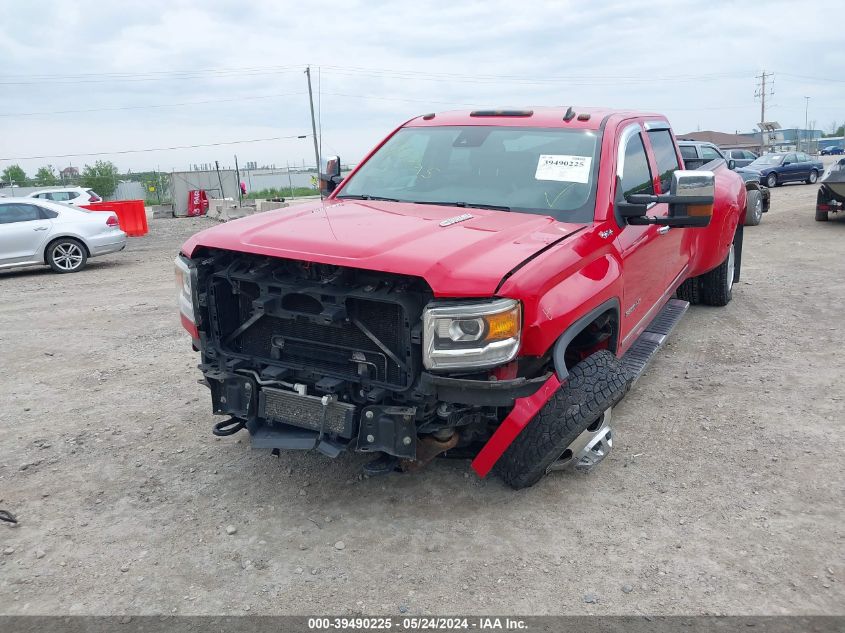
[0,62,756,88]
[779,73,845,84]
[0,67,303,86]
[320,91,761,112]
[0,91,306,117]
[317,65,754,87]
[0,134,311,162]
[0,64,303,80]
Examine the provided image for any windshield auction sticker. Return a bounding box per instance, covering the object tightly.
[535,155,592,183]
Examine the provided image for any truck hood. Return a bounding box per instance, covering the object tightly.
[182,199,585,297]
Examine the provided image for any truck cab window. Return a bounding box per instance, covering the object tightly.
[647,130,680,193]
[619,133,654,199]
[700,145,722,161]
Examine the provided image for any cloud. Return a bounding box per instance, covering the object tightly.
[0,0,841,172]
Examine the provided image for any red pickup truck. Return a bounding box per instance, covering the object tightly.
[177,107,749,489]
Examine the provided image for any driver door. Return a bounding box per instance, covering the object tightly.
[614,124,683,349]
[782,153,800,182]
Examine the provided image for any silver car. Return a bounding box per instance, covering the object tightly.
[0,197,127,273]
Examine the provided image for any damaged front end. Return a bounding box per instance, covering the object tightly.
[178,249,546,472]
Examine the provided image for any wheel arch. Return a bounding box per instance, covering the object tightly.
[42,234,91,263]
[551,297,620,381]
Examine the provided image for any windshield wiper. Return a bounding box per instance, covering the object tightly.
[336,194,402,202]
[413,201,511,212]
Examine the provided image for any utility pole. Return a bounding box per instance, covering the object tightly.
[214,160,225,199]
[286,161,294,199]
[155,165,162,204]
[755,71,774,152]
[804,96,810,153]
[305,66,321,196]
[234,154,242,206]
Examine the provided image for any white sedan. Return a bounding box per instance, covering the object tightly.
[0,198,126,273]
[26,186,102,206]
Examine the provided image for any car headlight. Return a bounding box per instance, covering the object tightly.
[423,298,521,370]
[174,255,195,323]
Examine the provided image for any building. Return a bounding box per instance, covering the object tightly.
[677,131,761,151]
[60,166,79,180]
[741,128,824,153]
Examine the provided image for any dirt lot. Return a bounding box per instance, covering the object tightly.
[1,183,843,616]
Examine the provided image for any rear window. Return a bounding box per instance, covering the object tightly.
[0,203,41,224]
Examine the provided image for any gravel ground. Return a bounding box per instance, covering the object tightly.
[0,183,842,616]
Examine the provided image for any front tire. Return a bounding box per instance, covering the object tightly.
[807,170,818,185]
[47,238,87,273]
[766,173,778,188]
[496,350,627,490]
[744,189,763,226]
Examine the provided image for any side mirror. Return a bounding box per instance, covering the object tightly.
[319,155,342,196]
[783,161,791,166]
[619,170,714,228]
[727,159,736,170]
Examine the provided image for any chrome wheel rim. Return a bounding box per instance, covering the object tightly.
[53,243,83,271]
[726,243,735,292]
[810,172,817,183]
[753,195,763,221]
[547,408,613,474]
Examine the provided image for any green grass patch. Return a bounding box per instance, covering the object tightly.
[246,187,316,200]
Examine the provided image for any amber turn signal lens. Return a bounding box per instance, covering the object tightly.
[484,306,521,341]
[687,203,713,217]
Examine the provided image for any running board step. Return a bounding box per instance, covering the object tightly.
[621,298,689,387]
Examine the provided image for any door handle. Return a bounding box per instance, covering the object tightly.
[657,226,671,235]
[33,226,48,231]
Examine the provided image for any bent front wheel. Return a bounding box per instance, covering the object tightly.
[496,350,627,490]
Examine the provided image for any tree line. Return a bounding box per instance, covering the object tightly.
[0,160,168,201]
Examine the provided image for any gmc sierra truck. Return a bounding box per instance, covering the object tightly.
[177,107,752,489]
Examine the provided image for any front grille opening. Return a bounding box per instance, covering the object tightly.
[233,297,407,386]
[281,293,322,314]
[203,253,428,391]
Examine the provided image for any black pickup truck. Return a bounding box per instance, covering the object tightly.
[677,140,769,226]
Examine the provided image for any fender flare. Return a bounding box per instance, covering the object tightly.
[551,297,620,381]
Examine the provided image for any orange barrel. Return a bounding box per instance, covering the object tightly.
[81,200,149,237]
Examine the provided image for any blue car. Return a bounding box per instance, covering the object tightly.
[821,146,844,156]
[736,152,825,187]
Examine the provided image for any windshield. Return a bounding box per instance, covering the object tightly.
[338,126,601,222]
[749,154,784,167]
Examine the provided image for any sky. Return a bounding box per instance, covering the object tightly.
[0,0,843,176]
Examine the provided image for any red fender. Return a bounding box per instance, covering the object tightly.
[471,373,562,477]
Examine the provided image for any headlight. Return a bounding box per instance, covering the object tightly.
[423,298,521,370]
[174,256,195,323]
